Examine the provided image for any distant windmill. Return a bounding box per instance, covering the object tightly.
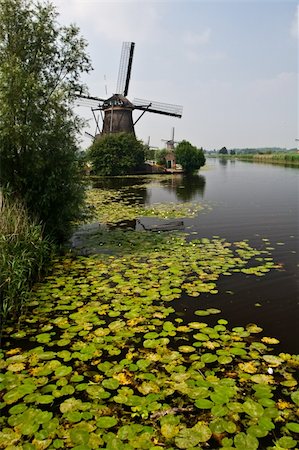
[161,127,181,170]
[77,42,183,138]
[161,127,179,150]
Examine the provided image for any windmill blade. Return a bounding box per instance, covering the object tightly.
[133,98,183,118]
[76,94,106,109]
[116,42,135,97]
[171,126,175,141]
[77,94,105,103]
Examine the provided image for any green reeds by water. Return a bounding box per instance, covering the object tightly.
[208,152,299,166]
[236,152,299,165]
[0,196,52,334]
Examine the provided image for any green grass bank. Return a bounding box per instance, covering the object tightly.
[0,196,52,332]
[207,153,299,166]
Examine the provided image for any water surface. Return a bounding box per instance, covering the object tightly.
[95,159,299,353]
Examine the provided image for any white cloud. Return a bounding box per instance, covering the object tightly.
[186,49,227,63]
[183,29,211,46]
[53,0,162,43]
[290,5,299,38]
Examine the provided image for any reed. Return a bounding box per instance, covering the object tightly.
[237,153,299,164]
[0,195,52,332]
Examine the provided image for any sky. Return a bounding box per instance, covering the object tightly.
[52,0,298,150]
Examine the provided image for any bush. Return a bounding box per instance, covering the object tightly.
[0,196,52,331]
[175,140,206,173]
[88,133,145,176]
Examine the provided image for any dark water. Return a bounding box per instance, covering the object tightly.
[96,159,299,354]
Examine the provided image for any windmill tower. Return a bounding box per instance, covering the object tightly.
[162,127,179,150]
[161,127,180,170]
[77,42,183,138]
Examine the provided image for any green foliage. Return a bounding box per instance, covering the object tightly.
[219,147,228,155]
[156,148,167,166]
[0,0,92,242]
[175,140,206,173]
[88,133,145,176]
[0,196,52,328]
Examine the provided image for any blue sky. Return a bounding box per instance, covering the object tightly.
[53,0,298,150]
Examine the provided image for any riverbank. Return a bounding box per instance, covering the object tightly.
[207,153,299,167]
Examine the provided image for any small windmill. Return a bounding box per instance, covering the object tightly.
[161,127,181,170]
[161,127,180,151]
[77,42,183,138]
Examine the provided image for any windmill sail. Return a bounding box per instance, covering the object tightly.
[76,95,105,109]
[116,42,135,96]
[133,98,183,118]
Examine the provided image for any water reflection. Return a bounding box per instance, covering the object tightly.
[91,176,149,205]
[91,173,206,205]
[219,157,228,166]
[159,174,206,201]
[91,176,147,190]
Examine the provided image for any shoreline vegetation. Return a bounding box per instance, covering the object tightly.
[207,153,299,167]
[0,196,53,335]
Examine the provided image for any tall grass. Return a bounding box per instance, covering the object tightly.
[0,195,53,334]
[236,153,299,165]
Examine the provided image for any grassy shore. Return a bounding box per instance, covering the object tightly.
[0,196,52,332]
[208,153,299,166]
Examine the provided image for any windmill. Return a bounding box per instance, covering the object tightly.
[161,127,180,151]
[77,42,183,138]
[161,127,181,170]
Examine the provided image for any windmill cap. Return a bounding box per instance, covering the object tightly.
[103,94,134,109]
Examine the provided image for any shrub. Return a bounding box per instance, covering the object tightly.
[88,133,145,176]
[175,140,206,173]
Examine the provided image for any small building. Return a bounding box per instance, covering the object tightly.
[165,150,176,169]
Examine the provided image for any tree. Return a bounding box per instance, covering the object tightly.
[88,133,145,176]
[156,149,167,166]
[219,147,228,155]
[175,140,205,173]
[0,0,92,242]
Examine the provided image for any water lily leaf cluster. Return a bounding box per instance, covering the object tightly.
[1,227,298,449]
[0,183,298,449]
[85,188,206,224]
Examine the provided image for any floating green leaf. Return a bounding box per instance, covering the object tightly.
[175,428,203,448]
[96,416,118,428]
[195,398,214,409]
[69,428,90,445]
[286,422,299,433]
[276,436,297,448]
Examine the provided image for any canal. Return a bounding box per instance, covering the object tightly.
[94,158,299,354]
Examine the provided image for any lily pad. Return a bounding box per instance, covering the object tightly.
[96,416,118,428]
[178,345,195,353]
[175,428,203,448]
